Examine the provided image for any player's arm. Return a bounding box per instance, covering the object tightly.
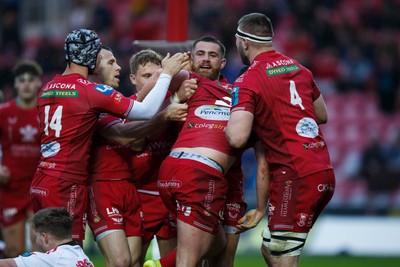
[0,258,17,267]
[226,110,254,149]
[103,102,188,145]
[236,142,270,233]
[126,52,189,120]
[313,94,328,124]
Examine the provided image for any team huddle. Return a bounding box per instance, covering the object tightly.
[0,13,335,267]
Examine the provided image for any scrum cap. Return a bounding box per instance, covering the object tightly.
[64,29,102,71]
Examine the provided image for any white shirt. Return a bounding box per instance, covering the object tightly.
[14,242,94,267]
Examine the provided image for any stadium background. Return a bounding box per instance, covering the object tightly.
[1,0,399,265]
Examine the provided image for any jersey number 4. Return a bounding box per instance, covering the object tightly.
[289,80,305,110]
[44,105,63,137]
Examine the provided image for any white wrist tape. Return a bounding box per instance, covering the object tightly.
[127,73,172,120]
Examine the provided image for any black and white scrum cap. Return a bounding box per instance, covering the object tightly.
[235,28,273,44]
[64,29,102,71]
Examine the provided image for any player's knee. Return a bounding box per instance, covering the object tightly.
[267,231,307,257]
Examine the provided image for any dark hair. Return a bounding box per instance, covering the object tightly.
[191,35,226,58]
[32,207,73,240]
[101,45,113,52]
[238,13,274,38]
[12,60,43,77]
[129,49,163,75]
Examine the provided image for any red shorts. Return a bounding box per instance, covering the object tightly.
[88,179,143,240]
[0,181,33,227]
[30,171,87,240]
[138,190,176,244]
[268,169,335,233]
[223,200,247,227]
[158,156,227,235]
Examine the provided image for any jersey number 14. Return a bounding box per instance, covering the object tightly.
[44,105,63,137]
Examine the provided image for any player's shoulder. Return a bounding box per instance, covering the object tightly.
[0,101,12,111]
[89,83,116,96]
[0,99,16,113]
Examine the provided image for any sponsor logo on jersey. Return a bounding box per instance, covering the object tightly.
[94,84,114,95]
[77,78,92,85]
[40,90,79,98]
[303,141,326,149]
[204,180,215,211]
[20,124,38,142]
[38,161,57,169]
[157,180,182,189]
[41,141,61,157]
[114,92,122,103]
[195,105,230,121]
[30,187,49,197]
[317,183,335,192]
[266,64,300,76]
[3,207,17,219]
[281,181,292,217]
[106,207,120,216]
[40,141,60,158]
[296,117,319,138]
[188,122,226,131]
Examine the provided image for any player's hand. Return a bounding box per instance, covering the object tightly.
[176,78,197,102]
[235,208,265,234]
[0,165,11,184]
[161,52,190,76]
[130,138,147,152]
[163,103,188,121]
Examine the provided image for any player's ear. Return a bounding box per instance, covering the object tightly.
[129,74,137,86]
[220,58,227,70]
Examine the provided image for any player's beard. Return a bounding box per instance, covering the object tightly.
[193,64,220,81]
[238,42,250,66]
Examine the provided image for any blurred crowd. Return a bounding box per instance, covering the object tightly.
[1,0,399,214]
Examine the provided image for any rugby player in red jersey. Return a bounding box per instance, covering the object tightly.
[0,61,42,257]
[226,13,335,267]
[129,49,195,264]
[145,35,265,267]
[30,28,189,246]
[87,46,190,267]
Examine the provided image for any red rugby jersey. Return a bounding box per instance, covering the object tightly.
[130,93,179,192]
[36,74,133,184]
[0,99,40,186]
[231,50,332,181]
[172,72,237,156]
